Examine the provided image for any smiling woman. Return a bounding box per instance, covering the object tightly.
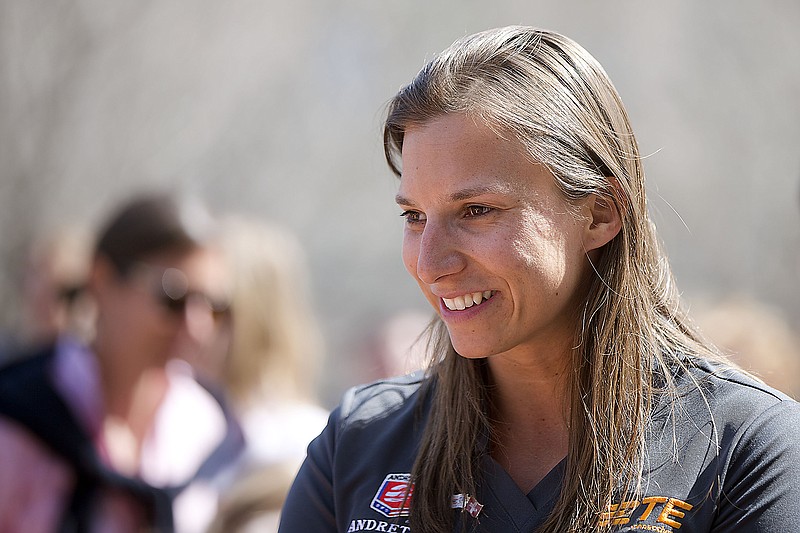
[278,26,800,533]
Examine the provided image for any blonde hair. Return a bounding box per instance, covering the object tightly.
[384,26,723,532]
[219,216,322,408]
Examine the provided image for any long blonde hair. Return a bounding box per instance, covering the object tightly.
[219,216,322,408]
[383,26,722,532]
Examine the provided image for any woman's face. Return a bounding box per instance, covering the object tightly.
[396,113,595,360]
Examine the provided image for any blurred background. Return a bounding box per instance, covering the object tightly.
[2,0,799,406]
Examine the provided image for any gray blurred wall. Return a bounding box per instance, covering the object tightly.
[2,0,799,405]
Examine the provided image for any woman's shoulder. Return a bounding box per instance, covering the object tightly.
[665,356,800,439]
[684,358,800,527]
[682,356,797,408]
[281,373,430,532]
[337,370,429,423]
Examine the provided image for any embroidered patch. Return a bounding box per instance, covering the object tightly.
[370,473,414,517]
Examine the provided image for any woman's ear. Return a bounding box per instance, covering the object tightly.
[583,193,622,252]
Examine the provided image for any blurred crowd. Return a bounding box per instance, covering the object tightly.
[0,189,797,532]
[0,191,336,532]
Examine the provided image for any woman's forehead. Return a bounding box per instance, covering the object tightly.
[398,114,553,202]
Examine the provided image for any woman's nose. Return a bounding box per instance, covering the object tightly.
[413,220,466,284]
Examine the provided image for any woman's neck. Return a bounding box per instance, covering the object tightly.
[487,347,572,492]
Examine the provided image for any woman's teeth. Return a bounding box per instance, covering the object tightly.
[442,291,493,311]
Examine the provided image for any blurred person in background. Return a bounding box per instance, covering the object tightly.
[695,296,800,400]
[205,456,299,533]
[0,225,96,363]
[0,192,242,532]
[356,310,431,383]
[189,215,328,532]
[280,26,800,532]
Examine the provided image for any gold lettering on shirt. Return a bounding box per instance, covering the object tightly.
[599,496,693,529]
[657,498,693,529]
[599,500,640,526]
[638,497,668,521]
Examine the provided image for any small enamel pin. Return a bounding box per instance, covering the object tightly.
[451,493,484,518]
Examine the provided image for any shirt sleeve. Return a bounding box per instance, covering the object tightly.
[713,399,800,531]
[278,408,340,533]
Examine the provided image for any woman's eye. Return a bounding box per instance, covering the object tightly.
[400,210,426,225]
[465,205,492,217]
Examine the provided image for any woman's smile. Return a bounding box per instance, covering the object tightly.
[441,290,495,311]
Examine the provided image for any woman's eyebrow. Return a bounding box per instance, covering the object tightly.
[396,184,514,207]
[448,184,513,202]
[395,194,415,206]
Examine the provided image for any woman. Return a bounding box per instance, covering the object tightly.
[198,216,329,533]
[279,27,800,532]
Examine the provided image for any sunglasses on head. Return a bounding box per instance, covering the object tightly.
[133,264,231,321]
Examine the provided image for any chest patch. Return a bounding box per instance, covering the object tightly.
[370,473,414,518]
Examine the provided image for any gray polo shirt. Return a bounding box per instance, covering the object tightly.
[279,358,800,532]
